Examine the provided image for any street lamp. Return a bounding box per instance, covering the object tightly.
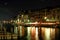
[44,9,47,20]
[44,16,47,19]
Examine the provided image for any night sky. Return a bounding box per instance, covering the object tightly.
[0,0,60,20]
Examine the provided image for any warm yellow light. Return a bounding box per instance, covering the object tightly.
[27,27,31,40]
[25,22,39,25]
[35,21,38,23]
[45,28,50,40]
[35,27,39,40]
[17,19,19,22]
[41,23,56,25]
[44,16,47,19]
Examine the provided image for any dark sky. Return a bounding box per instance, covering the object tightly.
[6,0,60,9]
[0,0,60,20]
[0,0,60,10]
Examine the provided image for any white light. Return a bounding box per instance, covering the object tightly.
[27,27,31,40]
[45,28,50,40]
[17,19,19,22]
[35,27,39,40]
[44,16,47,19]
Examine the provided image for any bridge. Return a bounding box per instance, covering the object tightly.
[16,21,60,28]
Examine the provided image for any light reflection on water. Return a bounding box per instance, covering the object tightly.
[45,28,50,40]
[50,28,55,40]
[30,27,36,40]
[27,27,31,40]
[35,27,39,40]
[20,26,22,37]
[27,27,39,40]
[20,27,60,40]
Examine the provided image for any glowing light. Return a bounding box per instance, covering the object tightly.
[25,22,39,25]
[20,26,22,36]
[27,27,31,34]
[41,23,56,25]
[35,27,39,40]
[27,27,31,40]
[45,28,50,40]
[31,27,36,40]
[36,27,38,36]
[35,21,38,23]
[17,19,19,22]
[31,27,35,31]
[44,16,47,19]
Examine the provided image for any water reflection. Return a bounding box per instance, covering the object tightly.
[35,27,39,40]
[31,27,36,40]
[20,26,60,40]
[20,26,22,37]
[50,28,55,40]
[45,28,50,40]
[27,27,31,40]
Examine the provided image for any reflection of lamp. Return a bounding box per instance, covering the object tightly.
[17,19,19,22]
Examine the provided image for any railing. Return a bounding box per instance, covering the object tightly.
[0,27,18,40]
[0,32,18,39]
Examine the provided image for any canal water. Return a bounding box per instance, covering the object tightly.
[20,26,60,40]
